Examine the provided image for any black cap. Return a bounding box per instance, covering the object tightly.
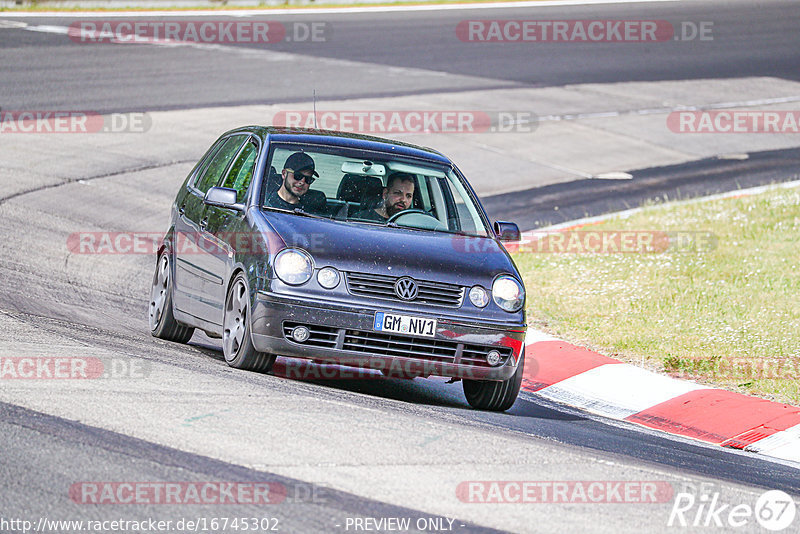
[284,152,318,177]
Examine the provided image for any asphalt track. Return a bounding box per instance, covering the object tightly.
[482,146,800,229]
[1,0,799,112]
[1,1,800,533]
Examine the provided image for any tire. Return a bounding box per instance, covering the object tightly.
[149,251,195,343]
[222,273,276,373]
[463,354,524,412]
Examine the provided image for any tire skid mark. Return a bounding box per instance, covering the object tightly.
[0,159,194,205]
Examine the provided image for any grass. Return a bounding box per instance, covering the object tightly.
[512,183,800,405]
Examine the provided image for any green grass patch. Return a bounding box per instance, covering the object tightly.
[513,183,800,404]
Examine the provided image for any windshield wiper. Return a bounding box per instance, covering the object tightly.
[292,207,321,217]
[261,206,325,219]
[347,219,384,227]
[383,224,485,237]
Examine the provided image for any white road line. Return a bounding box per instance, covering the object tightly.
[745,424,800,464]
[0,20,27,28]
[3,20,464,79]
[474,142,595,178]
[19,23,68,34]
[524,328,561,344]
[537,95,800,123]
[0,0,679,18]
[535,179,800,232]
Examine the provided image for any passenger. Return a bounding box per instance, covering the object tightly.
[354,172,415,222]
[265,152,320,211]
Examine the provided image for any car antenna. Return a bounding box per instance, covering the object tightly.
[313,89,318,129]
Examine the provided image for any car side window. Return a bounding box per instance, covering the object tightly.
[222,139,258,203]
[194,135,247,194]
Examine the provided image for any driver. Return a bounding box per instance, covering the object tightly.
[354,172,415,222]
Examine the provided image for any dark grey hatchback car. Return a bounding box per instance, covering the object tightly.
[149,127,527,411]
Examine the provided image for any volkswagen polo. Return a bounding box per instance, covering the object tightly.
[149,127,527,411]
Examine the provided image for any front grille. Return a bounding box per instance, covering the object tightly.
[343,329,458,362]
[345,272,464,307]
[283,322,512,368]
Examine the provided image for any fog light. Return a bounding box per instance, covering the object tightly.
[486,350,502,366]
[469,285,489,308]
[292,326,310,343]
[317,267,340,289]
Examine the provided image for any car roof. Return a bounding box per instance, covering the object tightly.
[222,126,452,165]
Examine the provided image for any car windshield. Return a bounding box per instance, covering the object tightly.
[261,143,490,237]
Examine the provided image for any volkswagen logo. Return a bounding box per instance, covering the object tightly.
[394,277,418,301]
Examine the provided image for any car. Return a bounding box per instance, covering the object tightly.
[149,126,527,411]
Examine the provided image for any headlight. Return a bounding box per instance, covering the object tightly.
[274,248,313,286]
[317,267,340,289]
[492,275,524,312]
[469,285,489,308]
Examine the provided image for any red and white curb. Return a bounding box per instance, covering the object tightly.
[514,180,800,464]
[519,319,800,465]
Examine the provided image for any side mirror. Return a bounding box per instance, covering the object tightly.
[493,221,521,242]
[204,187,243,211]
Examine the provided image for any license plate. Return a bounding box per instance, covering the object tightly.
[374,312,437,338]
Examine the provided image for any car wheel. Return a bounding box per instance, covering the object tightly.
[462,354,524,412]
[149,251,195,343]
[223,273,276,373]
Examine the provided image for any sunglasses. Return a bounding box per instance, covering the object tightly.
[290,170,316,185]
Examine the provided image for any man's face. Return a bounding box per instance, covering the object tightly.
[383,179,414,217]
[282,168,314,199]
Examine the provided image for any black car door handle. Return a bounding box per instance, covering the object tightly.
[199,217,208,229]
[179,205,185,216]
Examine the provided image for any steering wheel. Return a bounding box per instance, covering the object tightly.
[386,208,435,224]
[386,209,447,231]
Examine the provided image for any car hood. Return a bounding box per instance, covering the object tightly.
[263,212,518,284]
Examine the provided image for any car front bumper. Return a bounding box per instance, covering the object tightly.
[251,291,526,381]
